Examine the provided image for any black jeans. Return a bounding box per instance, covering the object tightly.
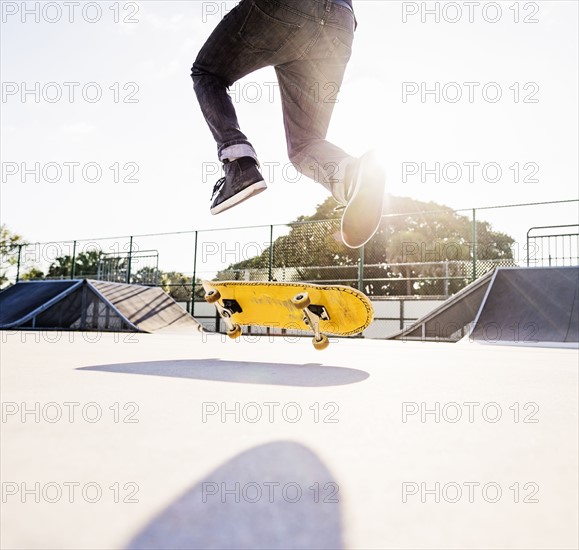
[191,0,356,200]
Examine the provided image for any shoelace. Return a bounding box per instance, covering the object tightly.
[211,177,226,202]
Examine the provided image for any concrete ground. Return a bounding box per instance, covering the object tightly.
[1,330,577,550]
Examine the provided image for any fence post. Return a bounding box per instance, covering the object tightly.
[471,209,477,281]
[526,229,531,267]
[268,225,274,281]
[191,231,198,316]
[126,236,133,284]
[71,240,77,279]
[15,244,23,282]
[358,245,365,291]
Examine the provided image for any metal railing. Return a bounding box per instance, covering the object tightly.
[97,250,160,285]
[3,200,578,314]
[526,225,579,267]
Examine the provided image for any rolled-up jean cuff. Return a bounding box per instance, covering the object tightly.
[219,144,258,164]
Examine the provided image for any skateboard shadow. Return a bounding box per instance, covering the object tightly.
[124,441,343,550]
[78,359,369,387]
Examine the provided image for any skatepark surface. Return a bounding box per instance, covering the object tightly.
[1,330,577,549]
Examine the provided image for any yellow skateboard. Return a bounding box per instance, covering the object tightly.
[202,280,374,350]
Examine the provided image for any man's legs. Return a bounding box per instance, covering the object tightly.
[191,0,356,212]
[191,1,263,163]
[276,3,386,248]
[191,1,273,214]
[191,0,385,239]
[275,3,356,203]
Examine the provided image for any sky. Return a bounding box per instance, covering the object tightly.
[1,0,578,266]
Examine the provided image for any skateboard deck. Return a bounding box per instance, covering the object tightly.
[202,280,373,350]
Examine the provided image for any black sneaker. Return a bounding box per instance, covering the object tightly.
[340,151,386,248]
[210,157,267,215]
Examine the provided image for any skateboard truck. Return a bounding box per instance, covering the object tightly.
[291,292,330,350]
[204,289,242,339]
[205,287,332,350]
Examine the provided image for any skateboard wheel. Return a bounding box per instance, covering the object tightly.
[227,325,242,339]
[205,289,221,304]
[312,334,329,351]
[292,292,311,309]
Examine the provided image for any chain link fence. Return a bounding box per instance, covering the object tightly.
[2,199,578,336]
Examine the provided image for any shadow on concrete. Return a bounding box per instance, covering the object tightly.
[78,359,369,387]
[125,441,343,550]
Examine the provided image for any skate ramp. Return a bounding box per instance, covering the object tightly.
[0,279,201,333]
[0,279,80,327]
[470,266,578,345]
[389,269,495,342]
[90,280,200,332]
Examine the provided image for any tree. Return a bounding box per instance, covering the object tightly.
[132,266,162,286]
[0,225,25,287]
[215,195,516,296]
[47,250,105,279]
[47,256,73,278]
[20,268,44,280]
[159,271,196,302]
[214,198,357,283]
[363,196,515,295]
